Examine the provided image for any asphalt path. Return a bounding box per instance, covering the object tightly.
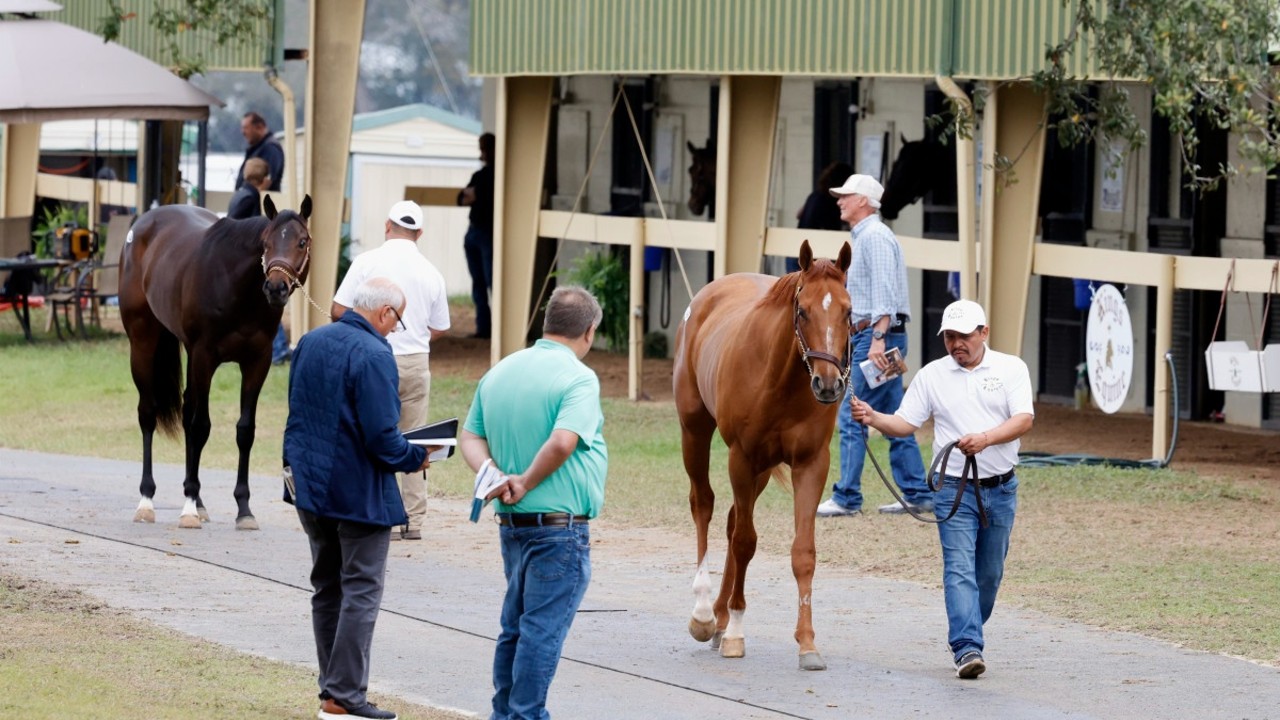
[1,448,1277,719]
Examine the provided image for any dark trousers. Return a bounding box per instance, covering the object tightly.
[464,226,494,337]
[297,508,391,708]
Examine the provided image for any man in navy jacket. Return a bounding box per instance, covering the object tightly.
[285,276,429,720]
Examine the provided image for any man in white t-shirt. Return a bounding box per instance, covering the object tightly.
[850,299,1034,681]
[331,200,451,540]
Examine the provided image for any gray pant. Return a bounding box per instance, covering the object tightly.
[297,508,391,708]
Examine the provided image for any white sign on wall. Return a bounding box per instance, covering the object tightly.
[1099,141,1125,214]
[1085,283,1134,414]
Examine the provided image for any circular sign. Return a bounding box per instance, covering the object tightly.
[1085,283,1134,414]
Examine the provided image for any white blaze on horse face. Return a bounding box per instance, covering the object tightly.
[691,559,714,623]
[825,327,835,354]
[725,609,745,640]
[181,497,199,520]
[822,292,832,311]
[125,229,134,244]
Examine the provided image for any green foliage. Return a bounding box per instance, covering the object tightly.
[562,248,629,353]
[31,203,91,259]
[98,0,272,79]
[936,0,1280,192]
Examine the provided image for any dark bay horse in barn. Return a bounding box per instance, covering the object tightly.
[674,239,852,671]
[119,195,313,530]
[878,134,949,220]
[686,139,716,219]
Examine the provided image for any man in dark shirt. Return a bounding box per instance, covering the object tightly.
[457,132,495,339]
[236,111,285,192]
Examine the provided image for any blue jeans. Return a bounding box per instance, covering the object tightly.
[464,226,494,337]
[833,329,929,510]
[934,474,1018,661]
[272,322,290,363]
[492,520,591,720]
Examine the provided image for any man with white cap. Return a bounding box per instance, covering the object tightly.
[332,200,451,540]
[817,174,931,518]
[849,299,1034,679]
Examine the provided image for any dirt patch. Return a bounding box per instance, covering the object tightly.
[439,305,1277,484]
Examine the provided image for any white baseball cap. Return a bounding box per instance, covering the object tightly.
[829,173,884,209]
[937,299,987,335]
[387,200,423,230]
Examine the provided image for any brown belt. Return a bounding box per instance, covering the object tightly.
[495,512,589,527]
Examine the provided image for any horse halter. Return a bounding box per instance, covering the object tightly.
[792,281,853,384]
[260,220,311,291]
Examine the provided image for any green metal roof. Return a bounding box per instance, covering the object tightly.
[41,0,270,73]
[471,0,1095,80]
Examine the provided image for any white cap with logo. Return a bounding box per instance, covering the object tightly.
[387,200,423,231]
[829,173,884,209]
[937,299,987,335]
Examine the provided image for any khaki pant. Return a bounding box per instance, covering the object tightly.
[396,353,431,531]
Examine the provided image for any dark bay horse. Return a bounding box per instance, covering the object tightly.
[673,239,852,671]
[879,134,949,220]
[120,194,312,530]
[686,139,716,219]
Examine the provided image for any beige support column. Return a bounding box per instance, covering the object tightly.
[979,82,1046,355]
[628,226,645,400]
[2,123,41,218]
[493,76,554,363]
[714,75,781,277]
[302,0,365,333]
[935,78,977,299]
[1151,258,1175,461]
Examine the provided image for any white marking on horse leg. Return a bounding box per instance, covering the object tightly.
[136,497,154,514]
[133,497,155,523]
[181,497,199,520]
[691,559,714,623]
[725,609,745,640]
[801,593,812,607]
[821,292,832,311]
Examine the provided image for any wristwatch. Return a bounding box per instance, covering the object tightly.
[872,329,886,340]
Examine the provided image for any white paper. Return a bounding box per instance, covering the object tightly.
[408,437,455,461]
[470,459,507,522]
[859,347,905,389]
[859,134,884,181]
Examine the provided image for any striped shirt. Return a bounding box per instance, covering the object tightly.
[847,214,910,327]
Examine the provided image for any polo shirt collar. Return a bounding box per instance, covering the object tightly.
[534,338,577,356]
[945,343,992,373]
[851,215,880,238]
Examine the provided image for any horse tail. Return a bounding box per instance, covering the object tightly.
[770,465,793,494]
[153,330,184,438]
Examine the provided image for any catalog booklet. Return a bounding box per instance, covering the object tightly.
[859,347,905,389]
[471,458,507,523]
[403,417,459,461]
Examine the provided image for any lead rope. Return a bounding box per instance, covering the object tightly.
[863,435,984,526]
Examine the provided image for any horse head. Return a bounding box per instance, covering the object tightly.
[687,139,716,218]
[793,239,854,404]
[260,193,313,308]
[879,135,945,220]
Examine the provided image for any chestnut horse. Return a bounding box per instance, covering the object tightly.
[673,239,853,671]
[119,195,312,530]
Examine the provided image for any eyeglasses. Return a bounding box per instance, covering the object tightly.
[387,305,406,332]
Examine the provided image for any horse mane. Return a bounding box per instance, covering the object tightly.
[204,216,270,253]
[761,259,845,307]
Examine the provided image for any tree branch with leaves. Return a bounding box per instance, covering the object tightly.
[98,0,272,79]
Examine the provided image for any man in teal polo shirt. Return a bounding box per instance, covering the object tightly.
[460,285,608,720]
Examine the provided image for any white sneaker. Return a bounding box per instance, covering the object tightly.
[878,500,917,514]
[816,498,862,517]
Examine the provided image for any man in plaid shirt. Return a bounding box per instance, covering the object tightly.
[817,174,932,518]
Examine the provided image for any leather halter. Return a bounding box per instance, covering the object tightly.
[792,280,853,384]
[260,219,310,291]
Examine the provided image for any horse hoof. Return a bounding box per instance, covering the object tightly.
[178,514,202,529]
[719,637,745,658]
[235,516,259,531]
[799,652,827,671]
[197,507,210,522]
[710,630,724,650]
[689,617,717,643]
[133,508,155,523]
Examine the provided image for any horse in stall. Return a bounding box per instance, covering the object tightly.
[686,139,716,219]
[878,134,949,220]
[673,239,853,671]
[119,194,313,530]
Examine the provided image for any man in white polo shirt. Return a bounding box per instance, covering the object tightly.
[331,200,451,541]
[849,299,1034,681]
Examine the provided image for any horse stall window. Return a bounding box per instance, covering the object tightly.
[918,84,961,365]
[610,77,655,217]
[813,80,857,173]
[1144,114,1228,419]
[1265,179,1280,426]
[1037,110,1094,403]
